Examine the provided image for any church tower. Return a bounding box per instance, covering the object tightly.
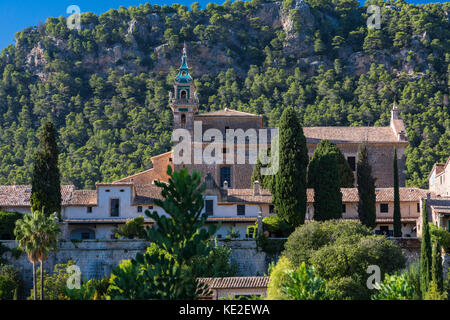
[169,44,198,130]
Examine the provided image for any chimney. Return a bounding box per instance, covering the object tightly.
[253,181,261,196]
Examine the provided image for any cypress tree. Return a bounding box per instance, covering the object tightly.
[31,121,61,217]
[393,148,402,237]
[431,241,444,293]
[273,107,308,227]
[307,140,342,221]
[420,201,432,297]
[329,144,354,187]
[357,144,376,229]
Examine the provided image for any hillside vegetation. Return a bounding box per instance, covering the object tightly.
[0,0,448,188]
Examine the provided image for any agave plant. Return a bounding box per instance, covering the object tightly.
[14,209,61,300]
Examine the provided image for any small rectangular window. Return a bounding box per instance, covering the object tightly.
[137,206,142,213]
[347,157,356,171]
[110,199,120,217]
[205,200,214,216]
[87,207,92,213]
[269,205,274,214]
[380,203,389,213]
[148,205,153,210]
[342,204,346,213]
[237,205,245,216]
[417,203,420,213]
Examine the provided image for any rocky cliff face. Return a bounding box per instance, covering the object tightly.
[16,0,438,81]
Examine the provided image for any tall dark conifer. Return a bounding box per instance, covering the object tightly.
[307,140,342,221]
[31,121,61,217]
[393,148,402,237]
[273,107,308,227]
[431,241,444,293]
[420,201,432,297]
[357,144,376,229]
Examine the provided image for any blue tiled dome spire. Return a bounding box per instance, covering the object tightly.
[175,43,192,84]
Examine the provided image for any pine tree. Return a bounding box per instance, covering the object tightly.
[30,122,61,217]
[431,241,444,293]
[273,107,308,227]
[420,201,432,297]
[357,144,376,229]
[393,148,402,237]
[308,140,342,221]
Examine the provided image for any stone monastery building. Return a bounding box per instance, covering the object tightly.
[0,47,431,240]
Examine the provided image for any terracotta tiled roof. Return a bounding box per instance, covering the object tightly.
[196,108,262,118]
[64,218,154,224]
[65,190,97,206]
[198,276,269,289]
[0,185,75,207]
[133,184,164,204]
[206,216,257,222]
[223,188,430,204]
[303,126,404,144]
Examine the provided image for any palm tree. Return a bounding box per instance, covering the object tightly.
[14,210,61,300]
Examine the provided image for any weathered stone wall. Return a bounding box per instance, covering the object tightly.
[218,239,268,276]
[1,239,268,290]
[390,237,421,265]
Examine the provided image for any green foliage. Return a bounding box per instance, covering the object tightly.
[273,107,308,228]
[308,140,342,221]
[393,148,402,237]
[0,211,23,240]
[284,220,406,299]
[66,276,110,300]
[420,202,432,296]
[0,265,22,300]
[256,235,287,257]
[113,216,146,239]
[281,262,330,300]
[108,167,218,299]
[429,223,450,252]
[431,242,444,293]
[357,144,376,229]
[404,260,422,300]
[331,143,354,188]
[29,260,75,300]
[14,210,61,300]
[30,122,61,217]
[0,1,447,190]
[266,256,293,300]
[262,215,292,237]
[423,281,448,300]
[192,240,238,278]
[371,273,415,300]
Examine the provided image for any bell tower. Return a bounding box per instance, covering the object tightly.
[169,44,198,130]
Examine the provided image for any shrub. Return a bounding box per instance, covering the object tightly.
[266,256,293,300]
[429,223,450,252]
[423,281,448,300]
[29,261,76,300]
[283,220,373,267]
[283,220,406,299]
[371,273,415,300]
[0,265,22,300]
[262,216,292,237]
[281,262,330,300]
[0,211,23,240]
[114,216,146,239]
[192,240,238,277]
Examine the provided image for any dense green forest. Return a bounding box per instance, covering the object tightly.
[0,0,448,189]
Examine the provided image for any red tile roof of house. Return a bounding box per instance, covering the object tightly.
[198,276,269,289]
[303,126,405,144]
[0,185,75,207]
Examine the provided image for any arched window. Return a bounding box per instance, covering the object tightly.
[181,114,186,128]
[220,166,231,188]
[180,90,187,100]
